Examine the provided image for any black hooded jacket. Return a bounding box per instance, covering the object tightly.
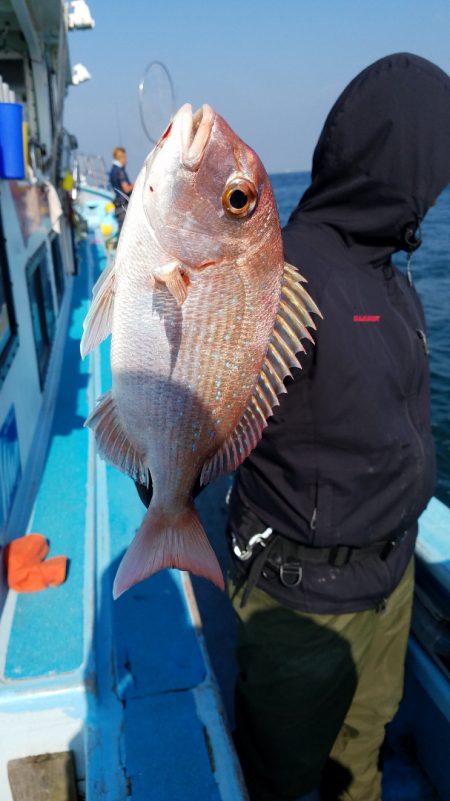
[232,53,450,613]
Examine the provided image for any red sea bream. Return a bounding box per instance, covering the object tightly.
[80,103,320,598]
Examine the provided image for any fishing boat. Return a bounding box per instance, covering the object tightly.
[0,2,448,800]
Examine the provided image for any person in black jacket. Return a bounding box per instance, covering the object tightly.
[228,53,450,801]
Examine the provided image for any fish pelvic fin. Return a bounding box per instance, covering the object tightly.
[112,503,224,598]
[85,390,149,486]
[80,262,116,358]
[153,261,190,305]
[200,261,321,485]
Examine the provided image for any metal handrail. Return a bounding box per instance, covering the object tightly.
[73,153,109,190]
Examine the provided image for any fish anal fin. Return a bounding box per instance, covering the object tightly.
[200,261,320,485]
[112,503,224,598]
[80,263,115,358]
[85,390,148,485]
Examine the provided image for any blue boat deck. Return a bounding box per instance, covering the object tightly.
[0,230,246,801]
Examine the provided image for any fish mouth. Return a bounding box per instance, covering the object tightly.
[180,103,214,170]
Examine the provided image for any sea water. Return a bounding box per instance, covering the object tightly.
[270,172,450,507]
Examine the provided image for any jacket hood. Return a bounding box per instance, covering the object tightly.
[288,53,450,264]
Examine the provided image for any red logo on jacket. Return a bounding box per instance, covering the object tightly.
[353,315,381,322]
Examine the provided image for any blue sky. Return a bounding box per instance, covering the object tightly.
[64,0,450,179]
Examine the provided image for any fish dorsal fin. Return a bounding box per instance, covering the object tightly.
[80,263,116,358]
[200,262,320,486]
[85,390,149,486]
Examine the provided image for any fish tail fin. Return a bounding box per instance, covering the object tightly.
[112,503,224,599]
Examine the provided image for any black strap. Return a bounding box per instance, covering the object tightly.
[240,536,281,609]
[231,527,401,569]
[266,536,401,568]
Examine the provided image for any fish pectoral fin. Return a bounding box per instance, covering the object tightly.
[201,261,320,486]
[154,262,190,305]
[80,262,116,357]
[112,503,224,598]
[84,390,149,486]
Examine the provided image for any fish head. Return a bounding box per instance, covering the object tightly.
[142,103,280,269]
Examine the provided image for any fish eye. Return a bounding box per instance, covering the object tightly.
[222,176,257,218]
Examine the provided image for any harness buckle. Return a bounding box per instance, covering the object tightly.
[232,527,273,561]
[280,561,303,587]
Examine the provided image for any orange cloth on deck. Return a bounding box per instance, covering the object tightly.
[5,533,67,592]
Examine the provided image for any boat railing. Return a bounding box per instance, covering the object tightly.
[73,153,109,193]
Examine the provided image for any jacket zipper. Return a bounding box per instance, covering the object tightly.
[403,326,426,471]
[416,328,429,356]
[387,283,427,472]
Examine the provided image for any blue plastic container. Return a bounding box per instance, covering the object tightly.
[0,102,24,180]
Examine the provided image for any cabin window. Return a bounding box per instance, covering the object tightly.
[50,234,65,305]
[0,58,25,94]
[26,246,56,387]
[0,223,18,386]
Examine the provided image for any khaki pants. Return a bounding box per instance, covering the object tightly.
[230,558,414,801]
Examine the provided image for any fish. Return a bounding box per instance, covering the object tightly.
[80,103,320,598]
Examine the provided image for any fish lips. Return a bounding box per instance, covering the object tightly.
[179,103,215,171]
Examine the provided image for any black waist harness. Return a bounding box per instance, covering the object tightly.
[229,514,404,608]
